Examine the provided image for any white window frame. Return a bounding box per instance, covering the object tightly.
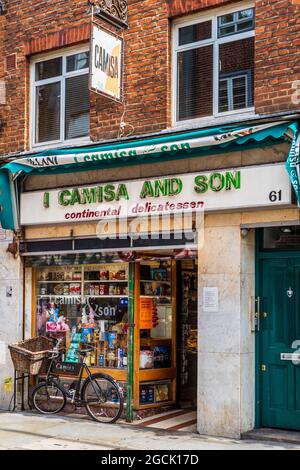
[172,2,255,127]
[219,73,249,112]
[30,45,90,150]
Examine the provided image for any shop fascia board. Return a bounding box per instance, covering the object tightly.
[0,120,299,231]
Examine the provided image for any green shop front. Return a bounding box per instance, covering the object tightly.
[2,120,300,433]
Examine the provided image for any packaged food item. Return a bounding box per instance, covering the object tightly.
[115,270,126,280]
[100,270,109,280]
[63,285,70,295]
[81,328,94,343]
[117,348,124,368]
[99,284,109,295]
[54,284,64,295]
[70,283,81,295]
[98,354,105,367]
[55,271,65,281]
[108,332,118,349]
[140,385,155,404]
[155,384,169,402]
[89,284,95,296]
[123,352,128,367]
[153,345,171,369]
[107,350,116,368]
[151,269,168,281]
[73,272,82,281]
[140,350,154,369]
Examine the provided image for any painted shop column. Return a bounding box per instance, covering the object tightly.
[197,213,255,438]
[0,230,23,410]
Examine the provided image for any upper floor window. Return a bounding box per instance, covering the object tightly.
[31,48,90,146]
[173,5,255,124]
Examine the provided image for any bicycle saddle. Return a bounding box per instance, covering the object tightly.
[75,346,94,356]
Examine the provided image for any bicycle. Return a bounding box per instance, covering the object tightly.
[31,338,124,423]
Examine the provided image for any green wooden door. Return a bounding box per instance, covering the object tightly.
[260,257,300,430]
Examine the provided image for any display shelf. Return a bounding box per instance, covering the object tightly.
[37,295,82,298]
[38,295,128,299]
[37,281,82,284]
[139,368,176,381]
[140,338,172,345]
[84,295,128,299]
[140,280,171,284]
[84,280,128,283]
[140,295,171,300]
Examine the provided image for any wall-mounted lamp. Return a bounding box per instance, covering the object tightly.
[281,227,293,234]
[241,228,250,238]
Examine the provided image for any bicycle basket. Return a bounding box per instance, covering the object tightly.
[8,336,54,376]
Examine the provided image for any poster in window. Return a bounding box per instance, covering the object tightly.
[90,23,123,102]
[140,298,153,330]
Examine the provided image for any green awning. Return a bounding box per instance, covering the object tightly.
[0,120,299,230]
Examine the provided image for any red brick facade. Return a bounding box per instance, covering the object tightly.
[0,0,300,157]
[255,0,300,115]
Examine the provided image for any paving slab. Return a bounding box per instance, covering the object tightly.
[0,412,299,450]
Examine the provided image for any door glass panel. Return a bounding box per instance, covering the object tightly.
[263,227,300,250]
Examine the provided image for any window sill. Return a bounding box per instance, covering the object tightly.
[30,136,92,153]
[172,110,258,132]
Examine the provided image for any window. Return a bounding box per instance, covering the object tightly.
[218,8,254,37]
[173,5,255,123]
[32,49,90,146]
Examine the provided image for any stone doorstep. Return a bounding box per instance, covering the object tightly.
[242,428,300,445]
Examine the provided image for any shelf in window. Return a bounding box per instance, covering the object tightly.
[37,280,82,284]
[37,295,82,298]
[84,280,128,283]
[140,337,172,342]
[84,295,128,299]
[140,280,171,285]
[140,295,171,299]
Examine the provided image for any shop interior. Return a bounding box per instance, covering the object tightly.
[34,252,198,417]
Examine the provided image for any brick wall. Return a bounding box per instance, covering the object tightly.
[166,0,233,17]
[255,0,300,115]
[0,0,90,156]
[90,0,170,142]
[0,0,300,158]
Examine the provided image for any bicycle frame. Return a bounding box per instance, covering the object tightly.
[45,356,106,405]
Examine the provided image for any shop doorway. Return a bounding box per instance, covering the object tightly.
[135,256,198,432]
[177,260,198,409]
[258,255,300,431]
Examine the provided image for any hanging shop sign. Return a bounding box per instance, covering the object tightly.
[90,23,123,102]
[20,163,292,226]
[92,0,128,30]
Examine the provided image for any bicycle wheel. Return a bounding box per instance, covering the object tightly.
[82,373,124,424]
[32,381,66,415]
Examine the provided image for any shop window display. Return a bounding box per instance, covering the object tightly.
[36,264,129,369]
[34,258,178,411]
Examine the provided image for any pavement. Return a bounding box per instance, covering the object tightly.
[0,411,299,451]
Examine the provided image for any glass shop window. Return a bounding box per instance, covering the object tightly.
[36,264,129,369]
[32,49,90,145]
